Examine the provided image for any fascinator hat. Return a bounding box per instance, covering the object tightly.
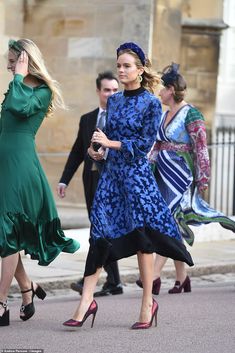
[161,62,180,86]
[116,42,146,66]
[8,39,23,54]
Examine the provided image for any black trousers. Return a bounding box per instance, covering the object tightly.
[104,261,121,286]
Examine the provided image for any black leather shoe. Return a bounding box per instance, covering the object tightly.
[70,278,84,295]
[94,283,123,297]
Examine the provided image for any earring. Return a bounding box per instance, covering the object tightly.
[138,74,143,83]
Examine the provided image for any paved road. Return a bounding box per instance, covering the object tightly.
[2,277,235,353]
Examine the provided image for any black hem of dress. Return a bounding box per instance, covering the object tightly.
[84,227,194,277]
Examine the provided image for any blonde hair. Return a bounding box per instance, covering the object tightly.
[117,49,161,93]
[9,38,66,117]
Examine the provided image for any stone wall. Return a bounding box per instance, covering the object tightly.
[23,0,154,207]
[0,0,153,207]
[180,24,221,126]
[152,0,224,127]
[0,0,23,96]
[0,0,225,209]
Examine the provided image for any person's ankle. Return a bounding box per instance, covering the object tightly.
[153,274,160,279]
[176,274,187,284]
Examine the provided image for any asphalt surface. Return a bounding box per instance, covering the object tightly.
[2,280,235,353]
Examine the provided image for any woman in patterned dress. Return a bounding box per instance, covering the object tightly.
[63,44,193,330]
[137,63,235,295]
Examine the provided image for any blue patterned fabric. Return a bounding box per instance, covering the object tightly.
[155,105,193,212]
[152,105,235,245]
[90,89,183,242]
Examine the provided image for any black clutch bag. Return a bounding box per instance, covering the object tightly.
[92,128,102,151]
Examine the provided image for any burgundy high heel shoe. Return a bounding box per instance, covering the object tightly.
[168,276,191,294]
[131,298,159,330]
[136,277,161,295]
[63,300,98,328]
[20,282,47,321]
[0,301,9,326]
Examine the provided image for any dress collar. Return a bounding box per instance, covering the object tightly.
[123,86,145,97]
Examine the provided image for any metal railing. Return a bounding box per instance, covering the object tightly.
[208,127,235,216]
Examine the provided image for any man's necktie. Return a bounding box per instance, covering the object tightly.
[92,111,106,154]
[97,110,106,130]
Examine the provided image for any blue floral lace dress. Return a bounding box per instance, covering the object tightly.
[84,87,193,276]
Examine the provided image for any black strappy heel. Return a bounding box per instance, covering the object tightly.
[20,282,46,321]
[0,301,9,326]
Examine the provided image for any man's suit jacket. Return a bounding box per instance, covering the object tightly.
[59,108,99,213]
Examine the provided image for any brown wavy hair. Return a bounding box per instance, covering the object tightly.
[117,48,161,93]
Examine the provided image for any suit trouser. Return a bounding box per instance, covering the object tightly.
[104,261,121,286]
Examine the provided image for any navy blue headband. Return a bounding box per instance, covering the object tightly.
[161,63,180,86]
[116,42,146,66]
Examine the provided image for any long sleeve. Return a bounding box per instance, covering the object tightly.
[4,74,51,118]
[147,141,160,164]
[120,98,162,161]
[59,118,85,185]
[185,107,210,187]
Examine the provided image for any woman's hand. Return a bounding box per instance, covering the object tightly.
[15,51,29,77]
[88,144,105,161]
[197,182,208,194]
[91,128,110,148]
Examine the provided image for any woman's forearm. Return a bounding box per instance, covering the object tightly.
[107,140,122,150]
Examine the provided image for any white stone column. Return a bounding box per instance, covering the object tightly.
[215,0,235,127]
[211,0,235,215]
[0,1,9,97]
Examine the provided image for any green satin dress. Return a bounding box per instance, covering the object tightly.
[0,74,80,265]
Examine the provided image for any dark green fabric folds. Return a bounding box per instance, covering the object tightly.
[0,212,80,265]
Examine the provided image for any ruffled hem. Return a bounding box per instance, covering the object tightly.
[84,227,194,276]
[0,212,80,265]
[177,209,235,246]
[175,189,235,246]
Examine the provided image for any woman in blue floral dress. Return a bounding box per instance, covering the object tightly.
[63,43,193,330]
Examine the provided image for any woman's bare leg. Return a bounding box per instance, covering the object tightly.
[71,268,102,321]
[174,260,187,283]
[14,253,33,308]
[137,252,154,323]
[0,253,19,315]
[0,253,19,301]
[14,253,31,289]
[153,254,168,279]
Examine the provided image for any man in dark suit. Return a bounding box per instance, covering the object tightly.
[57,71,123,297]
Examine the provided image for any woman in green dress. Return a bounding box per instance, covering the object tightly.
[0,39,80,326]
